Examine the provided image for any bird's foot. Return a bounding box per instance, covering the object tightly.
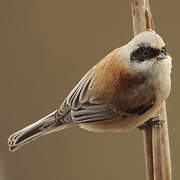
[137,117,164,130]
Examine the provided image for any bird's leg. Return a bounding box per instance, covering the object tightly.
[137,116,164,130]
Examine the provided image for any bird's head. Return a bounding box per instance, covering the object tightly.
[124,30,171,73]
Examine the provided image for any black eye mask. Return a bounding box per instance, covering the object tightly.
[130,46,161,62]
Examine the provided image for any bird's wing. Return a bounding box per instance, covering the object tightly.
[57,69,119,124]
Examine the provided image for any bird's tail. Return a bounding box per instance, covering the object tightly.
[8,111,68,152]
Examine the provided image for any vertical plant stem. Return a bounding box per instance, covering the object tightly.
[131,0,172,180]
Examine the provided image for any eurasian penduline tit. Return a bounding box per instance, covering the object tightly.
[8,30,172,152]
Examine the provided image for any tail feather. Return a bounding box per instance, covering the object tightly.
[8,111,68,152]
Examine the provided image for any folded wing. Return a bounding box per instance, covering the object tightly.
[57,69,119,124]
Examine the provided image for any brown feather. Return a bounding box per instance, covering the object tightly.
[90,49,154,116]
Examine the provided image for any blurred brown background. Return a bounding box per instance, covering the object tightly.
[0,0,179,179]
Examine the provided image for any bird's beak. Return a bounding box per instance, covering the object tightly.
[157,52,167,61]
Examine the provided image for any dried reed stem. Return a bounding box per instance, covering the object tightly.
[131,0,172,179]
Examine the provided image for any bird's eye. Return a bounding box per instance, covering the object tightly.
[143,50,148,55]
[138,47,150,62]
[161,47,167,55]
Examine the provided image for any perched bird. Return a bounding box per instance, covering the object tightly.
[8,30,172,152]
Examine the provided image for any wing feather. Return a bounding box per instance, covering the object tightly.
[57,69,119,124]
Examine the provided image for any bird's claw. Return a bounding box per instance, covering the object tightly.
[137,117,164,130]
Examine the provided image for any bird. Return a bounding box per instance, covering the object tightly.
[8,30,172,152]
